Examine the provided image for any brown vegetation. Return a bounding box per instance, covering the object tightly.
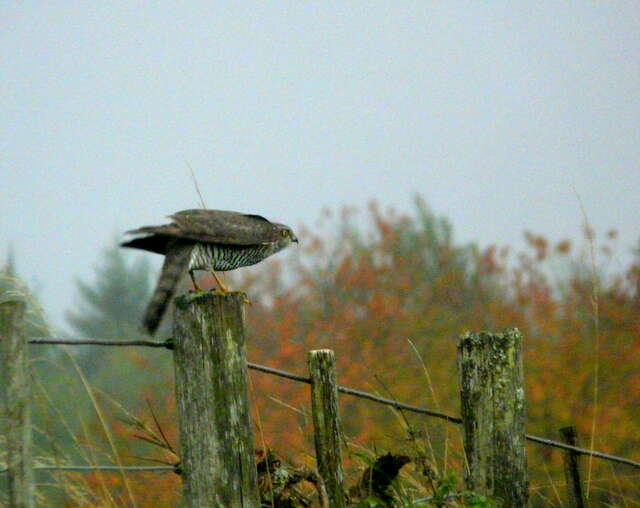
[22,198,639,506]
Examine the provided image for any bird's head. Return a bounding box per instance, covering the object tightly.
[276,225,298,248]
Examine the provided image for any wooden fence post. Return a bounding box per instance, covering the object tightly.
[560,426,588,508]
[0,300,34,508]
[308,349,346,508]
[172,292,259,507]
[457,329,528,507]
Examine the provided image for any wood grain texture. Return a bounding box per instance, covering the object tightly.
[172,292,259,507]
[458,329,528,507]
[308,349,346,508]
[0,300,34,508]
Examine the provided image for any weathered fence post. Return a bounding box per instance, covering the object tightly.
[172,292,259,507]
[0,300,34,508]
[560,426,588,508]
[308,349,346,508]
[457,329,528,507]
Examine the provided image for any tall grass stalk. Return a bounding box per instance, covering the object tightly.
[65,350,137,507]
[577,197,600,500]
[407,338,450,474]
[32,369,107,505]
[249,374,275,508]
[540,458,563,506]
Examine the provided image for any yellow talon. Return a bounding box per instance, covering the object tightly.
[211,271,230,292]
[210,270,250,304]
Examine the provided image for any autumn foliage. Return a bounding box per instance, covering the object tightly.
[242,199,639,505]
[39,197,639,506]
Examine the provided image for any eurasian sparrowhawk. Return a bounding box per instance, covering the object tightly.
[122,209,297,334]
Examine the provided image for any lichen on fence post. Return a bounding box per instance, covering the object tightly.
[457,328,528,507]
[308,349,346,508]
[0,300,34,508]
[560,426,588,508]
[172,292,259,507]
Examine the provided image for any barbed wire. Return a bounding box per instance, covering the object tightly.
[26,336,640,470]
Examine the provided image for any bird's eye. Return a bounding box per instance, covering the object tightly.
[281,229,289,237]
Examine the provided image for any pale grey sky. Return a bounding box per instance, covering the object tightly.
[2,2,639,330]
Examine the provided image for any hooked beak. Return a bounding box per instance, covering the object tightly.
[291,233,299,244]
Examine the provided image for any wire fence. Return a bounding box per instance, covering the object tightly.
[6,335,635,472]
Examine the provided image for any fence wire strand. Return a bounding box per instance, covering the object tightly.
[20,336,640,471]
[246,362,640,469]
[30,337,172,348]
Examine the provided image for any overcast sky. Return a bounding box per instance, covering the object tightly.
[2,2,639,331]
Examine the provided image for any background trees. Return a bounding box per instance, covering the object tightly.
[7,197,638,506]
[244,198,640,505]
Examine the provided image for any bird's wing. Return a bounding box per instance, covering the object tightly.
[125,209,281,247]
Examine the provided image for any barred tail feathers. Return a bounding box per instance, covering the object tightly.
[143,244,192,335]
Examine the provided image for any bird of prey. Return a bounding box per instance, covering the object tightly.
[122,209,298,335]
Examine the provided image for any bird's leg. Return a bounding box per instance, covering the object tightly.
[210,270,251,305]
[211,270,230,293]
[189,270,201,291]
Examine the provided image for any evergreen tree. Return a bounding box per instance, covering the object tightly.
[63,239,171,420]
[66,240,153,339]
